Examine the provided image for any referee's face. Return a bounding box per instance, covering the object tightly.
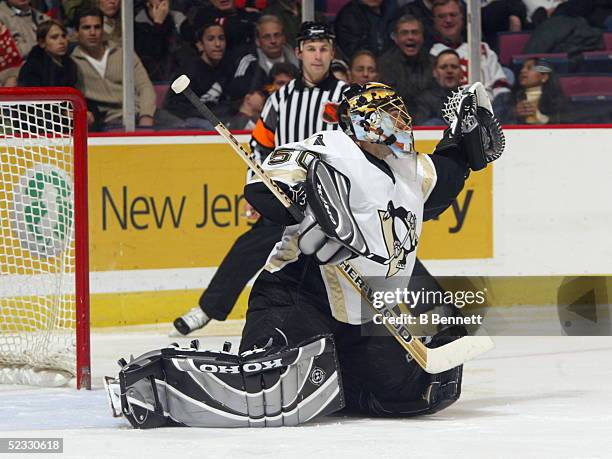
[296,39,334,85]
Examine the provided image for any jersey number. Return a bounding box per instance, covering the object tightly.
[268,150,318,169]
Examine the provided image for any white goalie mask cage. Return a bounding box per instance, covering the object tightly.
[340,83,415,157]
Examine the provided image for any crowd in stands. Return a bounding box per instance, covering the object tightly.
[0,0,611,131]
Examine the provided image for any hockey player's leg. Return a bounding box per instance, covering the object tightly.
[173,218,284,335]
[107,269,345,428]
[105,334,344,428]
[239,271,299,352]
[240,268,340,352]
[339,328,463,417]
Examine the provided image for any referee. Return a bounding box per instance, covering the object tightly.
[174,22,348,335]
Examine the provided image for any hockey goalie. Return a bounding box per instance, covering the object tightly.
[105,82,504,428]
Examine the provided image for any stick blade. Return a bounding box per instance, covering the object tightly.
[425,336,494,373]
[171,75,191,94]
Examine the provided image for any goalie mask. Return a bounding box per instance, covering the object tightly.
[339,83,415,157]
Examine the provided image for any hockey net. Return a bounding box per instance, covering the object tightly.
[0,87,90,389]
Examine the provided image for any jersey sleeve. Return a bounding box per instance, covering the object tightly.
[424,146,469,221]
[244,146,314,225]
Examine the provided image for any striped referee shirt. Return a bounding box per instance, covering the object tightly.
[250,74,348,158]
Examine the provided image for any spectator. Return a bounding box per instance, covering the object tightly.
[481,1,526,49]
[63,0,89,27]
[377,14,433,120]
[17,19,77,87]
[71,8,157,130]
[331,59,349,82]
[134,0,187,81]
[0,20,23,86]
[507,58,567,124]
[349,49,378,85]
[157,0,200,14]
[0,0,48,82]
[405,1,526,49]
[522,0,589,26]
[334,0,396,59]
[429,0,510,106]
[418,48,462,124]
[224,89,267,130]
[400,0,434,47]
[164,20,234,128]
[25,0,60,19]
[181,0,260,57]
[588,1,612,29]
[523,2,603,55]
[230,15,298,99]
[263,0,327,48]
[98,0,121,42]
[265,60,298,92]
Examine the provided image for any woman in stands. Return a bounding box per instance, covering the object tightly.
[17,20,77,87]
[508,58,567,125]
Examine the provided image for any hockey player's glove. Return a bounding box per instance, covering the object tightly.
[442,82,505,171]
[298,159,369,265]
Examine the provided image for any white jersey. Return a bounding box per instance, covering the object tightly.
[249,130,438,324]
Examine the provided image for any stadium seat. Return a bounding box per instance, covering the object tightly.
[559,74,612,97]
[154,84,170,109]
[498,32,530,66]
[581,51,612,73]
[512,53,570,74]
[604,32,612,50]
[568,94,612,123]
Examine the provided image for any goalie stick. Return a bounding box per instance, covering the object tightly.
[171,75,493,374]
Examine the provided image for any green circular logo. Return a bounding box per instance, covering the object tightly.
[12,164,73,258]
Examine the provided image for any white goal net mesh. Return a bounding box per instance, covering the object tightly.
[0,100,78,381]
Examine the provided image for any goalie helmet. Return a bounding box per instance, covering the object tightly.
[338,82,415,157]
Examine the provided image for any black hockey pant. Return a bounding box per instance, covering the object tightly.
[239,269,462,417]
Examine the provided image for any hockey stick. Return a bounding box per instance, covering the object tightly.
[171,75,493,373]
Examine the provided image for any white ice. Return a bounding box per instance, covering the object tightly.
[1,324,611,459]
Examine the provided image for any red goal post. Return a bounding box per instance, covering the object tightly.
[0,87,90,389]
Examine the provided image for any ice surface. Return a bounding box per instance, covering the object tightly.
[1,324,611,459]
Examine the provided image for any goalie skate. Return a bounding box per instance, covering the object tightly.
[103,376,122,418]
[171,307,211,336]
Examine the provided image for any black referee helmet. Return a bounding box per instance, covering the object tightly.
[296,21,335,46]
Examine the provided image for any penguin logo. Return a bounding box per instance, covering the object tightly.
[377,201,419,278]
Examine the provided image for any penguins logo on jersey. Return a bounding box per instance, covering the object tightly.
[377,201,418,278]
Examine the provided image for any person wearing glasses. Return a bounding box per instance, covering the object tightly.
[429,0,511,111]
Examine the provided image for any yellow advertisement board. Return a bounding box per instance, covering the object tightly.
[416,140,493,260]
[89,138,492,272]
[89,142,253,271]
